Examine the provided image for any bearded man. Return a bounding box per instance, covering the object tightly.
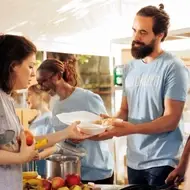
[92,4,189,186]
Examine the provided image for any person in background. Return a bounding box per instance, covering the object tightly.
[166,75,190,185]
[36,56,114,184]
[184,152,190,190]
[90,4,189,186]
[0,34,91,190]
[47,52,80,110]
[166,136,190,184]
[26,84,56,177]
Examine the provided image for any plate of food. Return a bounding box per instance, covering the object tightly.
[56,111,119,135]
[78,117,121,135]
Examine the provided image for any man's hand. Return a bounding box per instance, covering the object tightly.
[100,114,111,119]
[89,120,135,141]
[165,166,185,185]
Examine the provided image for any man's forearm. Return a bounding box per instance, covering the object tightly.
[129,114,180,134]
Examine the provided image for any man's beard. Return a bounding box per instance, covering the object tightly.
[131,39,156,59]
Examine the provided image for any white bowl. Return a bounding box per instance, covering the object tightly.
[78,122,107,135]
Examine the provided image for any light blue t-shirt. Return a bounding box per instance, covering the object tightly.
[29,112,54,177]
[29,112,54,136]
[123,52,189,170]
[51,88,114,181]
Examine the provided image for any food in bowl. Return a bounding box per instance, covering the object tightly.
[92,117,121,127]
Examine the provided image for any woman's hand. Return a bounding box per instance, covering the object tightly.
[32,153,41,160]
[35,146,57,160]
[65,122,92,140]
[19,131,38,163]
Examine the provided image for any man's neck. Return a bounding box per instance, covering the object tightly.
[142,47,164,64]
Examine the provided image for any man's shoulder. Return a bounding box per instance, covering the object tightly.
[164,52,184,66]
[157,52,187,77]
[124,59,138,66]
[122,60,136,73]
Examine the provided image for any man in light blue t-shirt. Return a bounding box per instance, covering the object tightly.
[95,4,189,186]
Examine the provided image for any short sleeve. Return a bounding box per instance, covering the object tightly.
[122,65,127,96]
[0,91,22,149]
[86,91,107,115]
[122,63,130,97]
[0,114,9,134]
[0,95,14,134]
[164,61,189,101]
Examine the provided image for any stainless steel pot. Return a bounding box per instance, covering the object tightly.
[46,154,81,179]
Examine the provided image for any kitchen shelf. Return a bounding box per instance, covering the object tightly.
[94,91,112,95]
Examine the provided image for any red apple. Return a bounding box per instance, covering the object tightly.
[42,179,52,190]
[17,130,34,146]
[65,174,81,187]
[52,177,65,189]
[24,130,34,146]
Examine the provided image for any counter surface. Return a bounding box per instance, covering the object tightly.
[94,185,127,190]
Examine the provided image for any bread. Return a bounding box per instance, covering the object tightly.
[92,120,103,125]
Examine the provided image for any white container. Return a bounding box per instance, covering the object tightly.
[56,111,101,125]
[78,122,107,135]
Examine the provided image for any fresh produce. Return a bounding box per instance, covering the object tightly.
[24,130,34,146]
[42,179,52,190]
[52,177,65,189]
[17,130,34,146]
[57,187,69,190]
[18,130,48,150]
[22,172,93,190]
[23,171,38,179]
[27,178,43,186]
[70,185,82,190]
[65,174,81,187]
[35,138,48,149]
[81,184,91,190]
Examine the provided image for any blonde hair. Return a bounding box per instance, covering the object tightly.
[28,84,51,105]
